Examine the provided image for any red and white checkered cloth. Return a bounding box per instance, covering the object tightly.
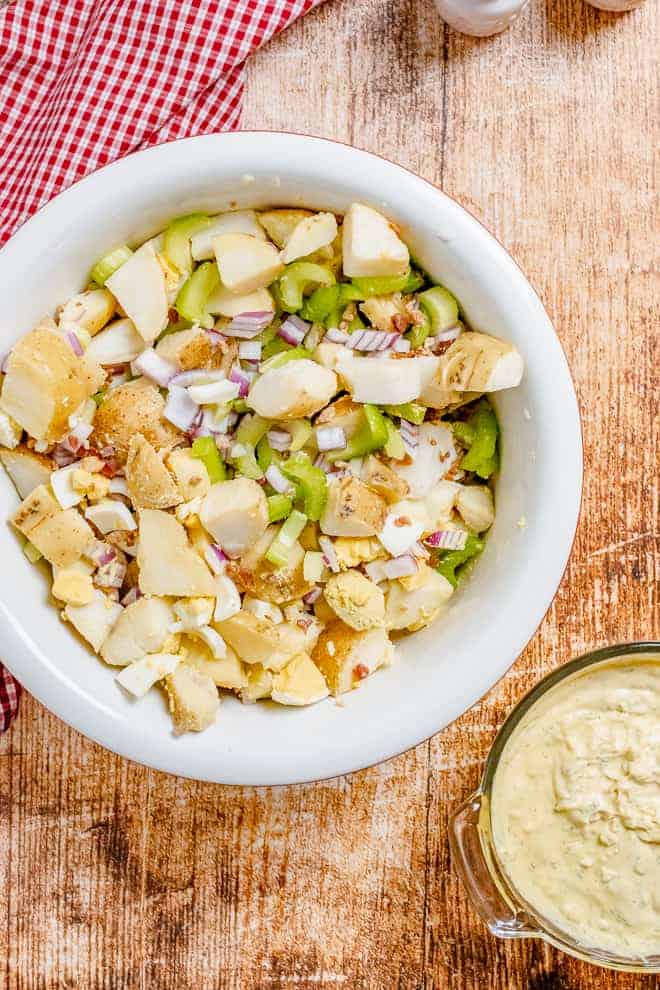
[0,0,323,731]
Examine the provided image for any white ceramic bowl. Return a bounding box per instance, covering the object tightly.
[0,133,582,785]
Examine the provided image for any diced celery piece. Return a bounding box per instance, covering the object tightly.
[402,268,425,292]
[191,436,226,483]
[347,311,366,332]
[256,435,275,472]
[281,452,327,521]
[277,262,335,312]
[163,214,210,275]
[175,261,220,329]
[286,419,312,452]
[383,402,427,425]
[418,285,459,332]
[435,532,485,587]
[408,311,432,350]
[267,493,293,523]
[232,398,249,414]
[90,245,133,286]
[22,540,42,563]
[262,337,291,361]
[233,446,263,481]
[327,404,388,462]
[303,550,325,583]
[235,414,269,448]
[266,509,307,566]
[300,284,340,323]
[92,390,106,407]
[451,421,477,447]
[460,401,498,476]
[260,346,312,372]
[383,418,406,460]
[350,270,411,298]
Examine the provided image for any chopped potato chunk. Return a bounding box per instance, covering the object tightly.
[164,664,219,734]
[166,448,211,501]
[312,621,395,696]
[0,326,104,441]
[216,611,306,671]
[137,509,215,597]
[320,475,387,538]
[100,596,175,666]
[125,434,182,509]
[92,378,180,463]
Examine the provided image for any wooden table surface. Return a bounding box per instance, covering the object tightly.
[1,0,658,987]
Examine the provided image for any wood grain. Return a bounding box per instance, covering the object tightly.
[1,0,658,987]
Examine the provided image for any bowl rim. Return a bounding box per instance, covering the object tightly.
[0,130,584,784]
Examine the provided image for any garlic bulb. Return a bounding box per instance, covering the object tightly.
[433,0,529,36]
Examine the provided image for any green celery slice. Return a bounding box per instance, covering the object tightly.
[90,245,133,286]
[277,262,335,312]
[350,270,411,298]
[383,402,427,425]
[327,404,388,462]
[260,346,312,372]
[163,213,211,275]
[191,436,226,483]
[175,261,220,329]
[266,509,308,566]
[436,532,485,587]
[418,285,459,332]
[281,453,327,521]
[460,402,498,476]
[383,418,406,460]
[267,493,293,523]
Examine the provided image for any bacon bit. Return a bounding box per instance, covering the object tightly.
[394,515,411,527]
[100,458,124,478]
[296,617,313,632]
[168,308,179,323]
[353,664,369,682]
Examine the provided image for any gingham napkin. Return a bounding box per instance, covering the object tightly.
[0,0,322,731]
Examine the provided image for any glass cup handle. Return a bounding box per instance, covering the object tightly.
[449,791,541,939]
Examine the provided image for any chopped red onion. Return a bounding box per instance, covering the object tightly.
[427,326,462,352]
[266,429,291,452]
[0,350,11,373]
[229,365,251,398]
[95,557,127,589]
[238,340,262,361]
[313,453,331,472]
[393,337,411,353]
[303,587,322,605]
[85,541,117,567]
[205,330,226,346]
[66,331,84,357]
[265,463,294,494]
[316,425,347,452]
[278,315,309,346]
[400,419,419,458]
[347,329,398,351]
[52,446,77,467]
[134,348,177,386]
[204,544,227,575]
[170,368,227,388]
[425,530,468,550]
[411,540,430,559]
[382,553,418,579]
[163,385,200,431]
[224,311,273,339]
[121,586,142,606]
[364,559,388,583]
[324,327,349,345]
[318,536,339,573]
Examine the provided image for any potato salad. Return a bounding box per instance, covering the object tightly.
[0,203,523,733]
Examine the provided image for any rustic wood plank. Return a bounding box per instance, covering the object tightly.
[0,0,658,987]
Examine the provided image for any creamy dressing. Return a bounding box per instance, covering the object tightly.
[491,658,660,958]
